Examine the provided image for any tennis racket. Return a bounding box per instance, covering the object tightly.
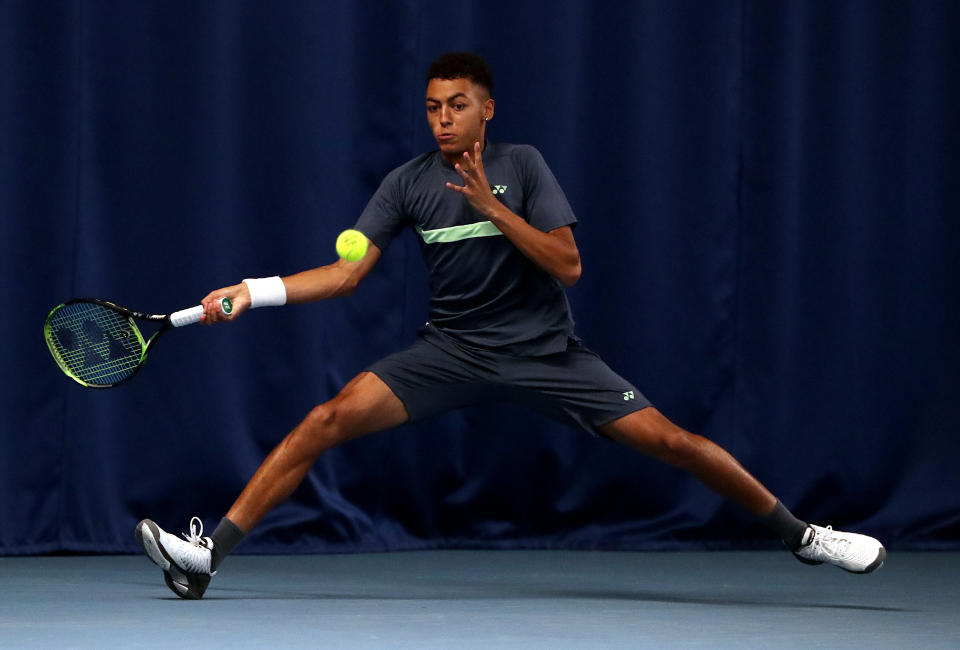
[44,297,232,388]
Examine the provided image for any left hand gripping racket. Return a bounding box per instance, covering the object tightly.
[44,297,232,388]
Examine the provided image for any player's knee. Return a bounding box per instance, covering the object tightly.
[307,402,337,428]
[294,402,346,452]
[652,429,701,468]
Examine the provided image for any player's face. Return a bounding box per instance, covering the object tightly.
[426,78,494,161]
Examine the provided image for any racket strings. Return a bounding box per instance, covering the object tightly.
[46,303,146,385]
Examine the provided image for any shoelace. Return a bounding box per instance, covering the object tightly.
[176,516,213,574]
[809,525,852,560]
[181,516,206,547]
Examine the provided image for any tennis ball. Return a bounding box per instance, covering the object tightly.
[336,229,368,262]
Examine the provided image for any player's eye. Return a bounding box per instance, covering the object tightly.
[427,104,439,113]
[454,103,466,111]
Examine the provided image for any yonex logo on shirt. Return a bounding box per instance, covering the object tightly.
[623,391,635,401]
[492,185,508,195]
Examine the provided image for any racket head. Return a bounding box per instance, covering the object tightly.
[44,299,153,388]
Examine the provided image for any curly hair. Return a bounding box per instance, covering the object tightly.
[426,52,493,94]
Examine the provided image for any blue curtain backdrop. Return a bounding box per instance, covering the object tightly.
[2,0,957,554]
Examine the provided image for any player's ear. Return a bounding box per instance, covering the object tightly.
[483,98,495,122]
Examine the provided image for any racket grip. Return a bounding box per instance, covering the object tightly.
[170,297,232,327]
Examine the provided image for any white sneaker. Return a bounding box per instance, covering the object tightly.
[793,524,886,574]
[135,517,215,599]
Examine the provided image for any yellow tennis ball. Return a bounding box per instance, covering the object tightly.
[336,229,368,262]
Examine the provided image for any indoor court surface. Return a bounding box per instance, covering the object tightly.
[2,550,957,648]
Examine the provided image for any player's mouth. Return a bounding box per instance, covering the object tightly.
[437,133,456,143]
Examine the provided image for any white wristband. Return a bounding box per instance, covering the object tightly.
[243,276,287,308]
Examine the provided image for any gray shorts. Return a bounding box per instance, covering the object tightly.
[367,323,652,435]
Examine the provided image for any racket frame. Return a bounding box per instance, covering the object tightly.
[44,298,175,388]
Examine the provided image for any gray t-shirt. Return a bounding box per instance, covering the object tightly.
[355,141,577,356]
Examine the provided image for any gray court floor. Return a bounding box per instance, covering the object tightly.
[1,550,957,648]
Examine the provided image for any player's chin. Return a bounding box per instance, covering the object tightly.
[436,137,461,152]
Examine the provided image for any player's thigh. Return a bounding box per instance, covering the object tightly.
[318,371,410,442]
[502,342,651,435]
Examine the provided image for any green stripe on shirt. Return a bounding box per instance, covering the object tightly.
[416,221,504,244]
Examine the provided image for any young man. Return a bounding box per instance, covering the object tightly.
[136,52,885,600]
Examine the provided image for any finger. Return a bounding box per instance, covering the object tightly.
[445,181,467,193]
[467,144,486,183]
[205,299,225,323]
[201,303,216,325]
[454,163,473,183]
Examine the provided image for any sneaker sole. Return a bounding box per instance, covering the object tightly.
[135,520,171,571]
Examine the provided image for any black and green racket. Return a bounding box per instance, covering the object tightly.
[44,297,232,388]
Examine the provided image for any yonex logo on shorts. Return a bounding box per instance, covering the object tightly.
[623,391,635,401]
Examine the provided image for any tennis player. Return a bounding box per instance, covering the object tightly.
[135,52,885,599]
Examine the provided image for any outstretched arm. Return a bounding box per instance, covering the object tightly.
[199,239,382,324]
[445,142,581,286]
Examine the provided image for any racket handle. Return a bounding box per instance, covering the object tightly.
[170,297,233,328]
